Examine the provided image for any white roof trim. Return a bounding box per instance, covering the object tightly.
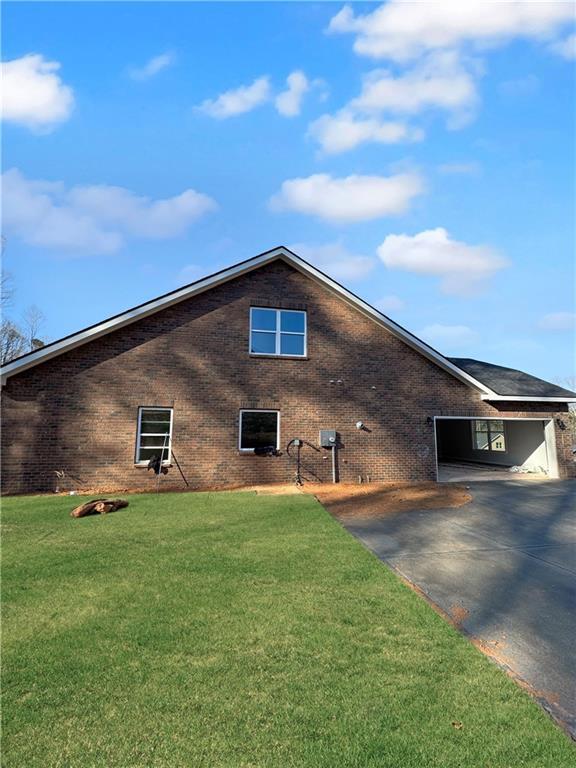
[480,394,576,403]
[0,246,498,395]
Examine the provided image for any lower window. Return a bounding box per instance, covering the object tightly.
[136,407,173,464]
[472,419,506,452]
[239,410,280,452]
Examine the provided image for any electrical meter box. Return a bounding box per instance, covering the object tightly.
[319,429,337,448]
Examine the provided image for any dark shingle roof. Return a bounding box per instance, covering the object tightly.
[448,358,576,399]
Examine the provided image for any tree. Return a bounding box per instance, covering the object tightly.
[0,320,27,364]
[0,269,26,363]
[1,255,47,363]
[22,304,46,351]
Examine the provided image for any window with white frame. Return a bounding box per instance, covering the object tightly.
[249,307,306,357]
[471,419,506,452]
[135,407,173,464]
[239,410,280,452]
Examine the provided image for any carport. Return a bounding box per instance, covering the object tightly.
[435,417,559,482]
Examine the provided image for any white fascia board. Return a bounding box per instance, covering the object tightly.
[0,245,494,395]
[480,394,576,403]
[0,248,285,380]
[281,252,495,396]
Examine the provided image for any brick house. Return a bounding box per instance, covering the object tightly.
[1,246,574,494]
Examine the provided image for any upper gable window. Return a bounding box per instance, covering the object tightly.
[249,308,306,357]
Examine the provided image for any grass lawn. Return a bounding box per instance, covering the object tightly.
[2,491,573,767]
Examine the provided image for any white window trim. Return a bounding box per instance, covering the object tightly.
[249,307,307,357]
[135,406,174,466]
[470,418,507,453]
[238,409,281,452]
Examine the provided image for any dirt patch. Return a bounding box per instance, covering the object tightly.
[311,481,471,520]
[32,481,471,511]
[449,602,470,628]
[47,482,303,498]
[226,483,303,496]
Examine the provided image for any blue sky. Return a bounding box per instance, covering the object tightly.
[2,1,575,382]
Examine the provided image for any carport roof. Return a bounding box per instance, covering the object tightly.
[448,358,576,399]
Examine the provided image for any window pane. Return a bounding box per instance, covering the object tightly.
[140,420,171,434]
[139,435,170,448]
[138,447,170,462]
[280,333,305,356]
[473,432,489,450]
[490,420,504,432]
[251,308,277,331]
[240,412,278,449]
[250,331,276,354]
[280,310,305,333]
[141,409,170,421]
[474,420,488,433]
[141,410,170,428]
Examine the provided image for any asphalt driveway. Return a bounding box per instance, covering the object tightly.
[337,480,576,737]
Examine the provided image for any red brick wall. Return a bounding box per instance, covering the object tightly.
[1,260,573,494]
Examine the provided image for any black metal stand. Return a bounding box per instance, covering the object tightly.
[171,449,189,487]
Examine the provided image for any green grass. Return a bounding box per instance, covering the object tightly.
[1,491,573,767]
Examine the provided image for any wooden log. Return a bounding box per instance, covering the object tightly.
[70,499,129,518]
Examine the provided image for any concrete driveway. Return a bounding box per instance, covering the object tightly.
[338,480,576,737]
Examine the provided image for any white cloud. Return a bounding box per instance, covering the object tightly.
[549,33,576,59]
[420,323,479,350]
[1,54,74,131]
[351,52,479,127]
[1,168,217,255]
[307,51,476,153]
[290,241,376,281]
[67,184,216,239]
[323,2,573,149]
[538,312,576,331]
[327,2,574,61]
[308,110,422,154]
[375,295,405,313]
[377,227,507,295]
[197,76,270,118]
[129,52,175,81]
[270,172,424,223]
[275,71,310,117]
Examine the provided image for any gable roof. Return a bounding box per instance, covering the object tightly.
[449,358,576,400]
[0,246,573,402]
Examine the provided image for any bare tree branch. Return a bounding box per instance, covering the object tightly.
[0,320,27,364]
[22,304,46,350]
[1,271,14,312]
[0,260,47,361]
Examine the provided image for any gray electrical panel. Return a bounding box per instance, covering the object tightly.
[319,429,337,448]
